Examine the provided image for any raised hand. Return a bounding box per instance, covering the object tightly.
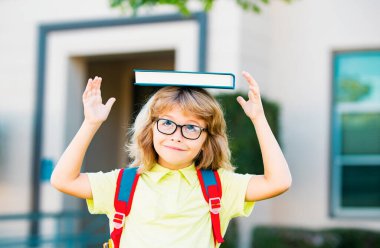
[82,76,116,125]
[236,71,265,122]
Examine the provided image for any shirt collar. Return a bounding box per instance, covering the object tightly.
[145,162,198,186]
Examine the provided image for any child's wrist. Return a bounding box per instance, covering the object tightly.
[83,119,103,129]
[251,113,266,125]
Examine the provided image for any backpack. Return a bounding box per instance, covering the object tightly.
[103,166,224,248]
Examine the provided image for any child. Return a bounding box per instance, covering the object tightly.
[51,71,292,248]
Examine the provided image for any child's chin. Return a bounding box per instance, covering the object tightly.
[161,157,189,166]
[164,158,185,165]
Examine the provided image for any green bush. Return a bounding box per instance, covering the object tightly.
[216,92,280,175]
[215,93,280,247]
[328,228,380,248]
[252,226,380,248]
[221,216,239,248]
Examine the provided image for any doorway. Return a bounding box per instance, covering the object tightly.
[84,50,174,173]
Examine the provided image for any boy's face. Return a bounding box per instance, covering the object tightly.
[152,106,207,170]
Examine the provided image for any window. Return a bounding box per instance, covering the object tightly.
[331,49,380,218]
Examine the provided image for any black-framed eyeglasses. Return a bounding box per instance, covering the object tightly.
[156,118,207,140]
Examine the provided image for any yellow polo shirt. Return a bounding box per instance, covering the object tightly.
[86,163,255,248]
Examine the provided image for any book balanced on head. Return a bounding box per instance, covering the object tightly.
[134,69,235,89]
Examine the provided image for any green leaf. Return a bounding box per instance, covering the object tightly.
[252,4,261,13]
[242,2,249,10]
[203,0,213,12]
[176,1,191,16]
[110,0,125,7]
[108,0,294,16]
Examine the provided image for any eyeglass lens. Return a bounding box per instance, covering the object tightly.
[157,119,202,140]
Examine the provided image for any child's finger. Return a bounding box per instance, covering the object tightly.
[248,90,255,101]
[85,78,92,92]
[242,71,254,86]
[90,78,98,92]
[242,71,259,88]
[105,97,116,109]
[236,96,246,108]
[83,79,92,99]
[94,76,101,89]
[91,76,97,89]
[82,90,87,100]
[249,86,259,96]
[98,77,102,89]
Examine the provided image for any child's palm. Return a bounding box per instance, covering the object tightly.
[82,77,116,125]
[237,71,265,122]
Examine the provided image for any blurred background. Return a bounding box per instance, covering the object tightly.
[0,0,379,247]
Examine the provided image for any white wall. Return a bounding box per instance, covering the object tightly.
[237,2,380,246]
[207,1,242,83]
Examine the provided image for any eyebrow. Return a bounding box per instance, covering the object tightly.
[161,115,202,126]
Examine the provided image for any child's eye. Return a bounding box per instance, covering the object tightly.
[184,125,198,132]
[163,120,174,126]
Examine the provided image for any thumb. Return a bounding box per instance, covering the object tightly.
[236,96,246,108]
[105,97,116,109]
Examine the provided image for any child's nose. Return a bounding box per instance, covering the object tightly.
[171,126,184,141]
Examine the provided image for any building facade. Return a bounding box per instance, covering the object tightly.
[0,0,379,247]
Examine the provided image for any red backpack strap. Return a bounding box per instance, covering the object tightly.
[197,169,224,247]
[109,167,140,248]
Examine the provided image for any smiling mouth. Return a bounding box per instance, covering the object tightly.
[165,145,186,151]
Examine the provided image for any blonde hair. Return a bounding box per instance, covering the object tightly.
[125,86,235,172]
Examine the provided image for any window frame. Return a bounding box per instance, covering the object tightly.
[330,48,380,219]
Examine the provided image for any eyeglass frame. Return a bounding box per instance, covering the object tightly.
[155,118,207,140]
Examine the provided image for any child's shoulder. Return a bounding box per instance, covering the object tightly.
[87,168,121,183]
[217,167,253,185]
[217,167,236,182]
[216,167,236,176]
